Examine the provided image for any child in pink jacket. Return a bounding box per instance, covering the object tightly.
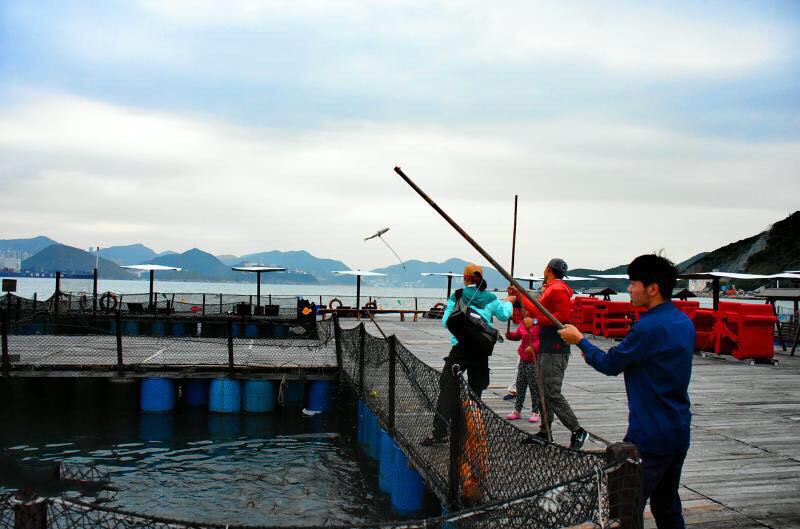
[505,316,541,423]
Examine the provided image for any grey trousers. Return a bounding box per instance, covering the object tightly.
[539,353,580,433]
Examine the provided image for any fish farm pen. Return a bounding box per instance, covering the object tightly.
[0,292,642,529]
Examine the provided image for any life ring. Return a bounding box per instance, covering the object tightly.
[99,292,118,312]
[363,300,377,310]
[328,298,342,310]
[431,302,445,311]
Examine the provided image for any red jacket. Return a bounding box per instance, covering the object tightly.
[506,322,540,362]
[520,279,573,327]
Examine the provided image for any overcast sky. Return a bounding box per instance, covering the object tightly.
[1,1,798,273]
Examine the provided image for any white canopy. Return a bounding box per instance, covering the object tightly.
[333,270,386,277]
[591,274,629,279]
[121,264,181,272]
[681,271,800,280]
[516,275,595,282]
[231,266,286,273]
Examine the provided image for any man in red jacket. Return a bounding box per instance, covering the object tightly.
[512,258,587,449]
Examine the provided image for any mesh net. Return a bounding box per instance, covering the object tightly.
[0,310,642,529]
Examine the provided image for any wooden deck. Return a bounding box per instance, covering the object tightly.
[345,317,800,529]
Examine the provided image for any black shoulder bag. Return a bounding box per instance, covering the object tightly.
[445,289,503,356]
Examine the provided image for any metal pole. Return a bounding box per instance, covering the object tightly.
[446,276,453,299]
[256,271,261,309]
[508,194,518,333]
[92,268,98,316]
[356,276,361,320]
[227,317,234,371]
[149,270,155,312]
[115,310,124,377]
[394,167,563,328]
[712,277,720,311]
[54,271,61,317]
[388,335,396,434]
[1,309,9,375]
[219,293,223,315]
[202,293,206,317]
[358,323,366,396]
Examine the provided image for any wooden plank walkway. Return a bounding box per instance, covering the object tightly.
[345,317,800,529]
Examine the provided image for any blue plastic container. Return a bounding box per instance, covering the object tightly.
[378,429,395,493]
[273,324,288,339]
[244,323,259,338]
[357,400,366,445]
[209,379,242,413]
[306,380,334,412]
[231,322,241,338]
[140,378,175,413]
[151,321,166,337]
[243,380,276,413]
[282,381,304,406]
[123,321,140,336]
[171,322,186,337]
[391,445,425,515]
[183,379,208,407]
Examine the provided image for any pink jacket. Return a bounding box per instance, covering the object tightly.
[506,322,540,362]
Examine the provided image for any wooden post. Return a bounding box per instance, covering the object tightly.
[12,494,47,529]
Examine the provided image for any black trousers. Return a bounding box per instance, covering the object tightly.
[431,342,490,439]
[641,450,687,529]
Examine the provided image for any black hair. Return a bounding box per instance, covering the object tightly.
[472,272,488,291]
[627,254,677,299]
[547,266,565,280]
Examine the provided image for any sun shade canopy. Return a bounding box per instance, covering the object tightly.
[121,264,181,272]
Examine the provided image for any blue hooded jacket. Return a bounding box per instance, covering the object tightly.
[442,286,513,346]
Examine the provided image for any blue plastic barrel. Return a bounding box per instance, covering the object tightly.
[357,400,366,445]
[244,323,259,338]
[171,322,186,337]
[209,379,242,413]
[307,380,334,412]
[183,379,208,407]
[273,324,288,339]
[151,321,166,337]
[231,322,241,338]
[243,380,276,413]
[140,378,175,413]
[378,429,395,493]
[391,445,425,515]
[364,409,379,460]
[282,381,304,406]
[123,321,140,336]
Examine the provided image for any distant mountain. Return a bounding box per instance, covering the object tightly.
[216,254,240,266]
[148,248,238,282]
[676,252,708,271]
[98,244,158,265]
[569,264,630,293]
[686,211,799,275]
[685,211,800,288]
[22,245,135,280]
[372,258,507,289]
[0,236,59,256]
[238,250,352,284]
[156,250,177,258]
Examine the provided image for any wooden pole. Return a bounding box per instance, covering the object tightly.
[394,167,563,328]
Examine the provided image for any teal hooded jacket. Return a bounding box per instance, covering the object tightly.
[441,286,513,346]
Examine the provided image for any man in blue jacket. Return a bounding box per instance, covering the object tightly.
[420,263,513,446]
[558,254,694,529]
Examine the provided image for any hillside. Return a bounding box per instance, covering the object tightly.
[238,250,352,284]
[0,236,59,256]
[98,244,158,265]
[686,211,800,275]
[22,245,135,280]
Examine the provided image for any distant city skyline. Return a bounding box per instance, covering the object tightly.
[1,1,798,272]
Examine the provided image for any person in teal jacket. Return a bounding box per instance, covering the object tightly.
[421,263,513,446]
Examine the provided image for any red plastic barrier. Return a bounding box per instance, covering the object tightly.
[693,308,716,352]
[593,301,634,338]
[571,296,599,333]
[714,302,777,360]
